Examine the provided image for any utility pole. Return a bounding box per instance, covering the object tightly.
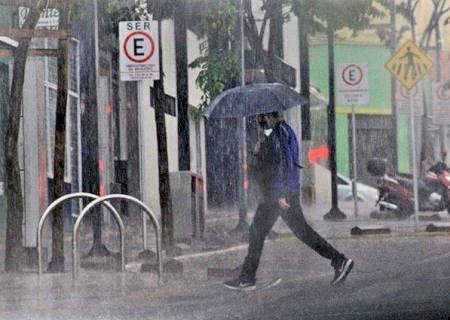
[233,0,249,234]
[298,3,315,205]
[434,15,447,160]
[324,23,346,220]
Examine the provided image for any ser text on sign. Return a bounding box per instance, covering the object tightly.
[119,21,159,81]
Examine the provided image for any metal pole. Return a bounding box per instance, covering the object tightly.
[237,0,248,226]
[434,17,447,161]
[298,2,311,141]
[137,83,147,250]
[37,193,124,275]
[91,0,105,255]
[324,24,346,220]
[409,89,419,230]
[351,104,358,218]
[389,0,398,171]
[73,194,162,284]
[240,0,245,87]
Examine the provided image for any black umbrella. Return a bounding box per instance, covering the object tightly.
[203,83,308,119]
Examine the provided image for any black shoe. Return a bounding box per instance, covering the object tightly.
[331,258,354,286]
[224,278,256,291]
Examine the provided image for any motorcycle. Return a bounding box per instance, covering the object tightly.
[367,158,450,218]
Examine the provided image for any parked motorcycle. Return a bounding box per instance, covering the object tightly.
[367,158,450,218]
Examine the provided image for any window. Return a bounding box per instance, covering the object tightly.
[337,175,349,185]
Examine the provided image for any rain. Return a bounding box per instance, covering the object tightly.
[0,0,450,319]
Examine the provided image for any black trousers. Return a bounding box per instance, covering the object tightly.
[240,193,344,281]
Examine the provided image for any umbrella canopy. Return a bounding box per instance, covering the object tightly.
[203,83,308,119]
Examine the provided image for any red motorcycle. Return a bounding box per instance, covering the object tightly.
[367,158,450,218]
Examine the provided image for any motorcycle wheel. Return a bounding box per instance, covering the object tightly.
[382,195,413,219]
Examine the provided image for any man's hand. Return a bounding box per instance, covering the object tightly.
[278,198,290,210]
[254,140,262,154]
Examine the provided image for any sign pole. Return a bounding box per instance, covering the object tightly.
[335,62,368,220]
[240,0,248,226]
[385,40,433,229]
[232,0,248,233]
[351,104,358,218]
[408,89,419,230]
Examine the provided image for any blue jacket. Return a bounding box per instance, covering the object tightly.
[252,121,300,200]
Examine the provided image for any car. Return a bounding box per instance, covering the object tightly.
[337,173,379,203]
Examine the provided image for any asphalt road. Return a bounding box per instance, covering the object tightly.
[1,234,450,320]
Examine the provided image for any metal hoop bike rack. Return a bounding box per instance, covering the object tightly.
[73,194,162,283]
[37,192,125,275]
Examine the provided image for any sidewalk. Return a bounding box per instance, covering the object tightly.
[0,199,448,273]
[168,199,450,262]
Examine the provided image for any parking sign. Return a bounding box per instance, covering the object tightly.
[119,21,159,81]
[337,63,369,106]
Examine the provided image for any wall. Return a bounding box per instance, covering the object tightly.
[309,43,411,177]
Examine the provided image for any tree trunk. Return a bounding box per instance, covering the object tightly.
[174,0,190,171]
[4,5,42,272]
[298,7,311,141]
[153,0,174,252]
[243,0,276,82]
[48,4,71,272]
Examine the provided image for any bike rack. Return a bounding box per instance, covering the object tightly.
[73,194,162,283]
[37,192,125,275]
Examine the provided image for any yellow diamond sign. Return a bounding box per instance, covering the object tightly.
[385,40,433,90]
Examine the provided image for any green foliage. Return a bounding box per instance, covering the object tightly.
[141,0,176,20]
[71,0,126,20]
[188,0,241,119]
[189,50,240,119]
[106,0,120,14]
[70,0,87,20]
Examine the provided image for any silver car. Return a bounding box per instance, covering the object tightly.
[337,173,379,203]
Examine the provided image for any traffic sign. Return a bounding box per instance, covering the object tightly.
[394,83,423,115]
[386,41,431,229]
[432,81,450,124]
[119,21,159,81]
[385,40,432,90]
[337,63,369,105]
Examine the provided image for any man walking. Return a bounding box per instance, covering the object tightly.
[224,111,353,290]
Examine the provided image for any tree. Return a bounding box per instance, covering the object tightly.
[146,0,176,252]
[47,2,72,272]
[3,4,42,272]
[188,1,240,116]
[243,0,290,83]
[188,1,243,229]
[395,0,450,166]
[174,0,190,171]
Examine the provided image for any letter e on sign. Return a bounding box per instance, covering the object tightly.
[337,63,369,106]
[119,21,159,81]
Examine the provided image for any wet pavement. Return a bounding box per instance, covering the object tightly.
[1,201,450,319]
[1,234,450,319]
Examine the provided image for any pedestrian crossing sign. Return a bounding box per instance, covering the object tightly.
[385,40,433,90]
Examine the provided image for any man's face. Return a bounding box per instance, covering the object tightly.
[257,113,276,129]
[257,114,269,129]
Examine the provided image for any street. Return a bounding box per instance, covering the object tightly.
[1,230,450,320]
